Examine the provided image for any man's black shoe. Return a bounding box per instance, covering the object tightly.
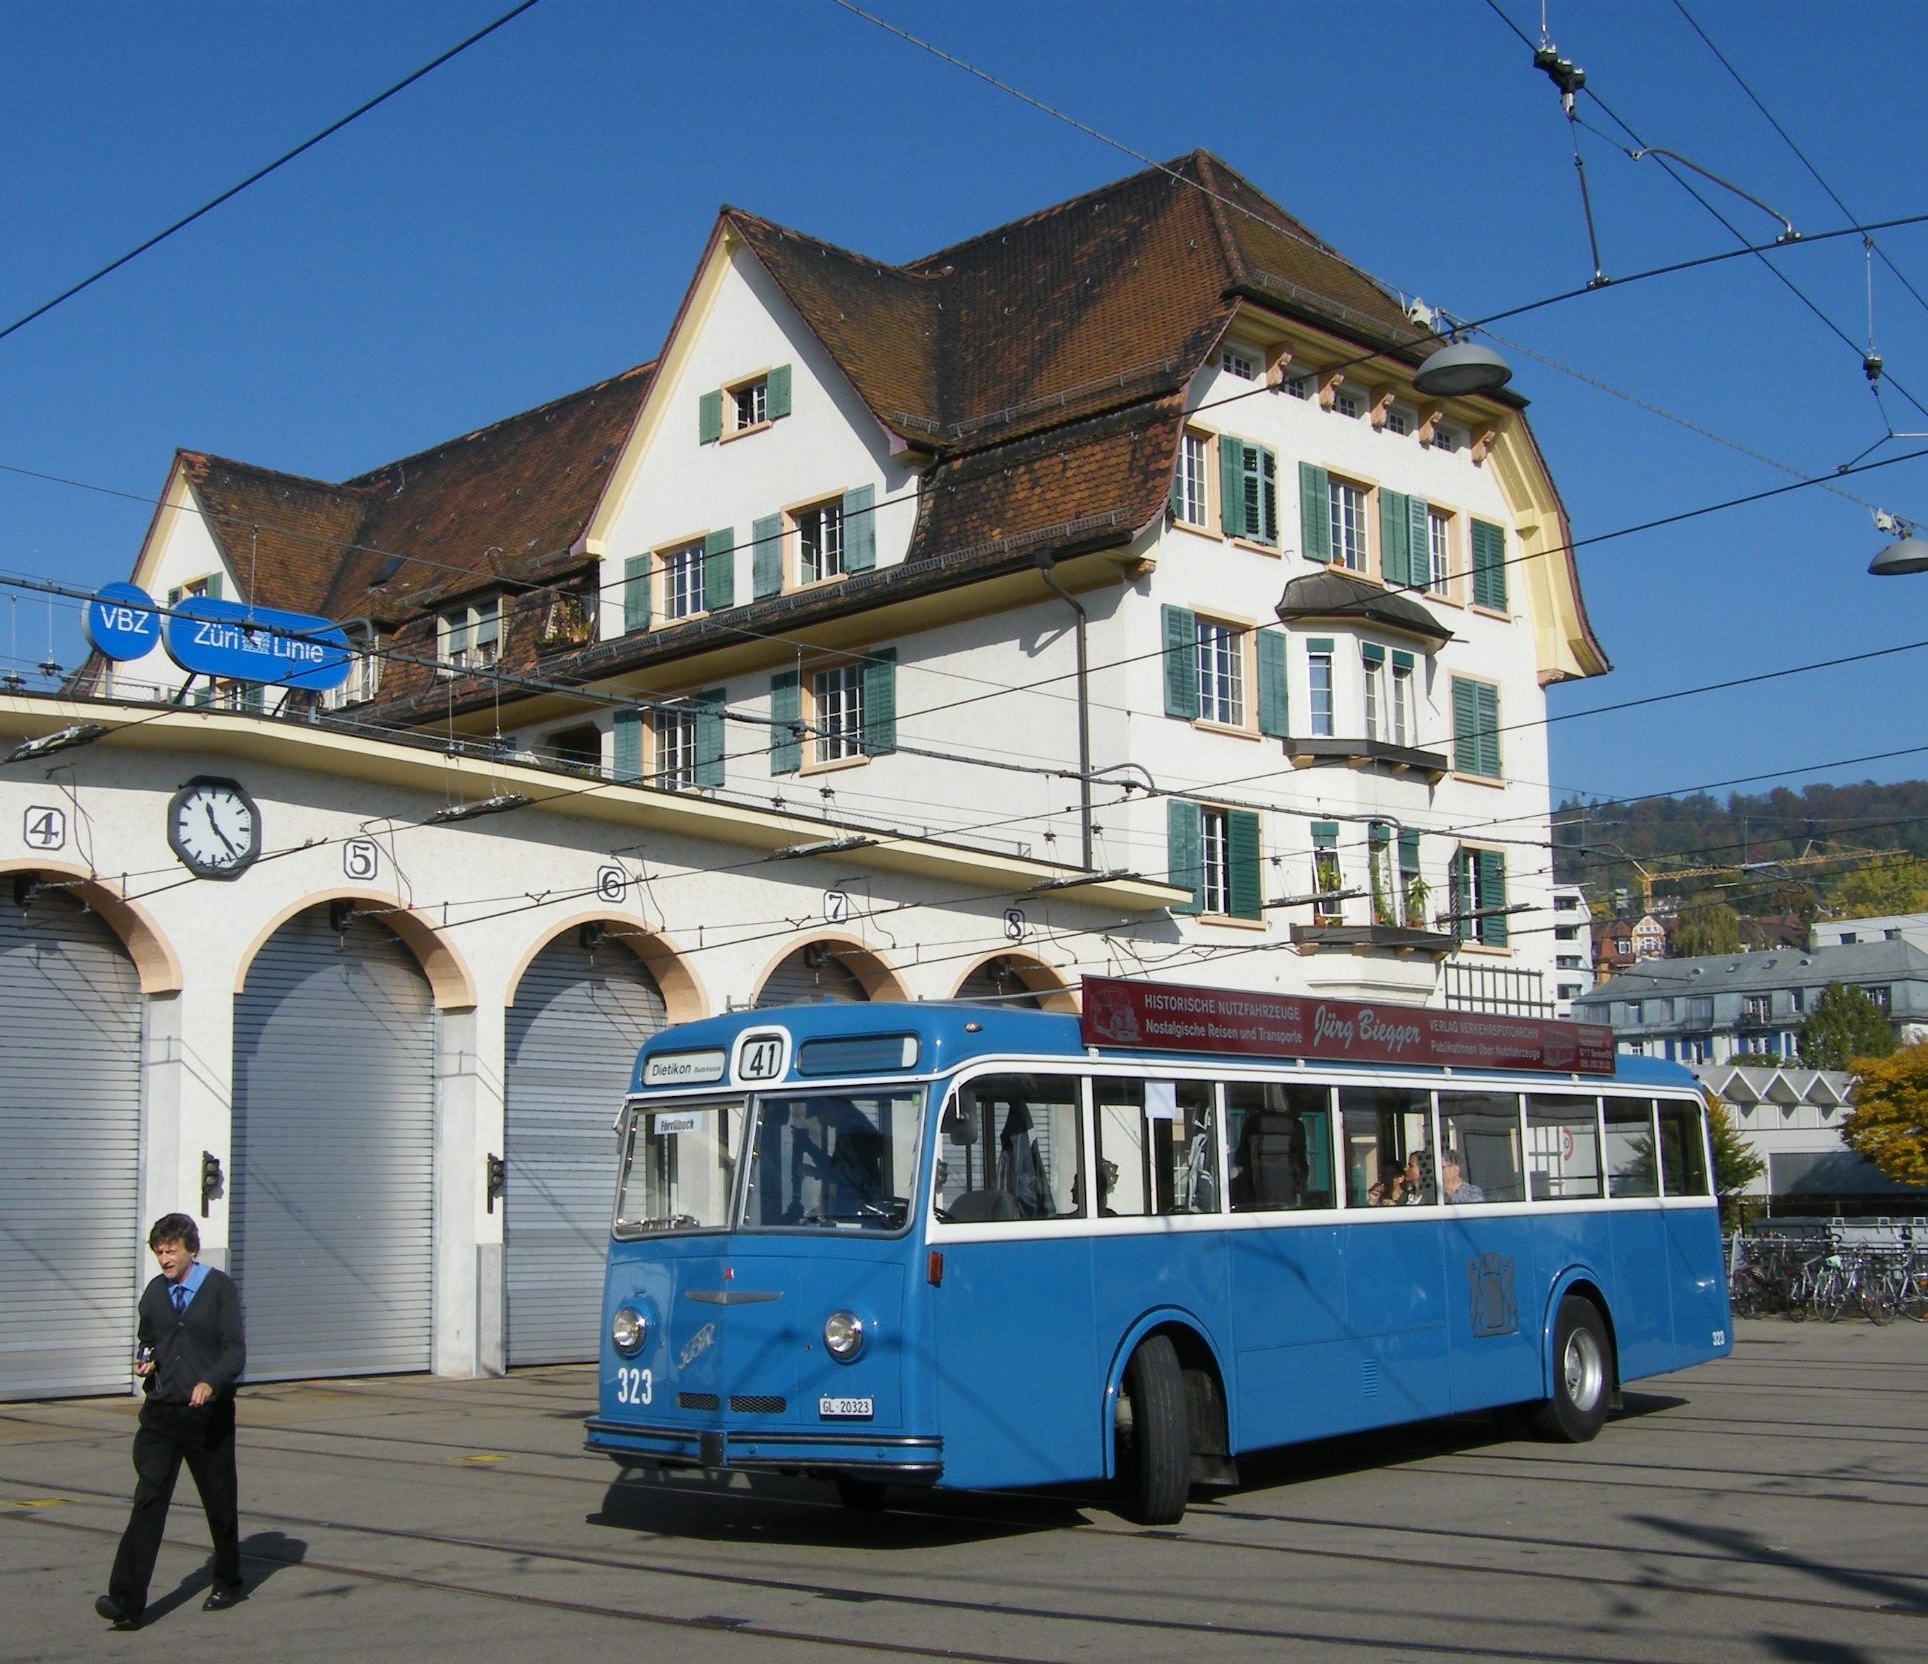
[202,1585,243,1612]
[93,1595,139,1630]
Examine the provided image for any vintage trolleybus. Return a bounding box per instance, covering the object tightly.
[586,978,1731,1522]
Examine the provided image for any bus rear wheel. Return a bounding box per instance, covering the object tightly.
[1115,1334,1189,1525]
[1529,1295,1611,1443]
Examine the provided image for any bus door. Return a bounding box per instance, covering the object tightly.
[928,1072,1096,1490]
[1602,1096,1675,1377]
[1436,1092,1540,1411]
[1657,1099,1728,1357]
[1338,1088,1450,1425]
[1222,1081,1349,1448]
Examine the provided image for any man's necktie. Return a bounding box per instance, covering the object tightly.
[171,1285,188,1316]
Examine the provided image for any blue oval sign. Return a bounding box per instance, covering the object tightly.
[164,597,353,692]
[83,583,165,661]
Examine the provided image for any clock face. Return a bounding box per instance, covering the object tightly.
[166,776,262,880]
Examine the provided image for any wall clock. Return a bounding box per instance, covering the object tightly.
[166,776,262,880]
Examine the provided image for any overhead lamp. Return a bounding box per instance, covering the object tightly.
[769,834,876,861]
[1028,867,1132,893]
[6,722,108,764]
[1869,511,1928,576]
[1413,335,1513,399]
[428,792,531,824]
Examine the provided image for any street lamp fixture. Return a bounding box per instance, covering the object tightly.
[1870,511,1928,576]
[1412,334,1513,399]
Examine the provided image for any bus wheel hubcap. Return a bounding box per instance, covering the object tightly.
[1563,1329,1603,1408]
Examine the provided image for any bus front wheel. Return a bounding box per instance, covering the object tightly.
[1529,1294,1611,1442]
[1116,1334,1189,1525]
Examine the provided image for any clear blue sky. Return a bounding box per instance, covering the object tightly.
[3,0,1925,811]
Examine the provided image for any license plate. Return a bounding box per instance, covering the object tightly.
[819,1396,873,1419]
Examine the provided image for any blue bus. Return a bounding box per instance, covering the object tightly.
[585,978,1731,1522]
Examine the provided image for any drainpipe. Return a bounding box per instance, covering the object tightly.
[1035,552,1093,870]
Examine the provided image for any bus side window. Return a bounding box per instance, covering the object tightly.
[1604,1098,1659,1198]
[1090,1078,1217,1216]
[1229,1082,1334,1212]
[1657,1100,1711,1196]
[1525,1095,1603,1200]
[1439,1093,1525,1204]
[935,1074,1081,1223]
[1337,1086,1430,1207]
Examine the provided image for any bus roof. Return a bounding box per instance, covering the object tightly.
[628,1002,1702,1095]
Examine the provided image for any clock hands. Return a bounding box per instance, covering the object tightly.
[202,799,243,857]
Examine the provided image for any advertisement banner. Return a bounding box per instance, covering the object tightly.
[1081,976,1616,1076]
[163,596,353,691]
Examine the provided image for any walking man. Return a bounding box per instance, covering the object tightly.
[95,1213,246,1629]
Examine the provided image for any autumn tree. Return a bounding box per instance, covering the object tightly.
[1826,855,1928,919]
[1702,1092,1765,1225]
[1798,983,1896,1070]
[1840,1045,1928,1187]
[1673,900,1742,958]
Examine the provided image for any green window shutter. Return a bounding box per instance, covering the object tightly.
[1162,605,1198,719]
[1218,435,1244,537]
[166,586,183,606]
[703,528,734,610]
[1227,809,1262,921]
[242,683,264,714]
[1391,648,1414,671]
[205,573,224,600]
[1479,848,1509,946]
[751,515,783,598]
[694,688,726,788]
[1452,677,1480,775]
[1167,799,1203,914]
[1476,682,1501,778]
[861,648,896,756]
[1299,462,1331,562]
[770,671,801,775]
[1312,821,1339,849]
[623,555,650,633]
[699,389,722,444]
[1255,446,1278,543]
[767,363,792,420]
[1361,642,1386,666]
[1379,488,1410,587]
[613,709,643,783]
[1472,518,1507,610]
[1408,497,1431,588]
[843,483,876,571]
[1256,628,1289,737]
[1398,827,1421,869]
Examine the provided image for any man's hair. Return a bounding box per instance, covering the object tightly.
[148,1213,200,1253]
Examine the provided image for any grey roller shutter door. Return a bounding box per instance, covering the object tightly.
[0,892,142,1400]
[504,941,665,1365]
[232,907,435,1380]
[756,947,869,1007]
[955,961,1043,1009]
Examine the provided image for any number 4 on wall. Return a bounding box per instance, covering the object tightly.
[22,806,66,851]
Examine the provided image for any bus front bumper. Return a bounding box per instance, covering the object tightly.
[584,1417,943,1482]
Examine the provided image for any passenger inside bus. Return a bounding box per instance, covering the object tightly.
[1402,1149,1435,1205]
[1439,1148,1485,1205]
[792,1097,886,1218]
[1228,1112,1306,1210]
[1366,1159,1406,1206]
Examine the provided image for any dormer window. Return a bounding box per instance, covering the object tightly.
[1220,345,1261,381]
[439,597,501,673]
[698,364,793,443]
[734,378,768,430]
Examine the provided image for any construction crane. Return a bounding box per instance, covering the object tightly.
[1584,841,1889,915]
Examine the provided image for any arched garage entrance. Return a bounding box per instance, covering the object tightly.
[232,903,436,1380]
[755,939,906,1007]
[0,883,143,1399]
[504,928,668,1365]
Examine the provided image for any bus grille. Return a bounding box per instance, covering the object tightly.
[678,1392,719,1410]
[730,1395,787,1415]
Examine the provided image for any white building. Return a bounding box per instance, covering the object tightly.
[1550,883,1594,1018]
[6,153,1607,1398]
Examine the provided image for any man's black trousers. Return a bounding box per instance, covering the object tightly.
[107,1400,241,1615]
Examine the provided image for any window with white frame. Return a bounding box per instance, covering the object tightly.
[1308,645,1335,738]
[1391,654,1414,747]
[1195,618,1245,726]
[1386,404,1415,436]
[1451,846,1509,946]
[811,662,865,765]
[1199,806,1233,914]
[1328,478,1368,572]
[1427,509,1453,593]
[1312,822,1343,921]
[1220,345,1260,380]
[321,646,381,709]
[1333,386,1364,420]
[797,499,846,583]
[1283,371,1315,400]
[663,543,706,620]
[439,597,501,672]
[654,706,699,790]
[1866,984,1893,1013]
[1174,430,1210,525]
[733,377,768,431]
[1742,993,1772,1025]
[1362,647,1386,741]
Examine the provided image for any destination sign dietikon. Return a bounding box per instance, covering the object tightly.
[1080,976,1617,1076]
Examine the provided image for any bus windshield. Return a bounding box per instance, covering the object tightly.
[614,1089,923,1236]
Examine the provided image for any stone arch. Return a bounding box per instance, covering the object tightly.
[233,888,476,1010]
[753,934,909,1007]
[502,913,706,1024]
[951,951,1080,1013]
[0,859,182,994]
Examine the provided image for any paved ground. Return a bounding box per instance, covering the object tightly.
[2,1318,1924,1664]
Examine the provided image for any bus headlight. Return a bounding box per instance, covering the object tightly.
[823,1310,866,1362]
[611,1306,649,1356]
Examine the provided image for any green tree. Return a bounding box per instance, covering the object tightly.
[1840,1045,1928,1187]
[1826,854,1928,918]
[1702,1091,1764,1225]
[1672,900,1742,957]
[1798,983,1896,1070]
